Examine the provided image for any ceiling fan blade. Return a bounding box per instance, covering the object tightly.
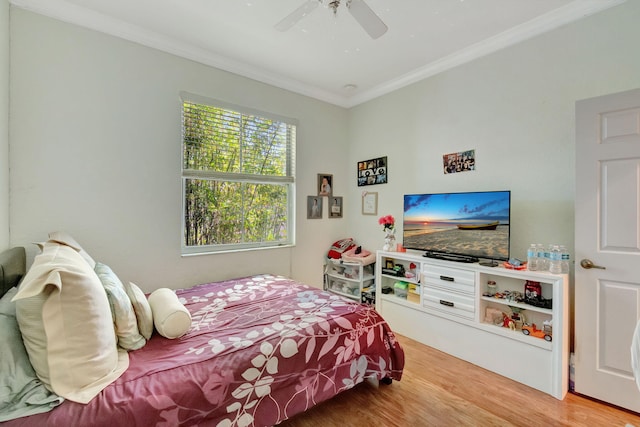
[275,0,320,32]
[348,0,388,39]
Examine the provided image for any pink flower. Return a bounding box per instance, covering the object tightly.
[378,215,395,231]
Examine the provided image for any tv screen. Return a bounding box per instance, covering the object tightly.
[403,190,511,262]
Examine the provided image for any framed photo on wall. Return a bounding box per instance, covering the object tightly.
[307,196,323,219]
[329,196,343,218]
[357,156,387,186]
[443,149,475,174]
[362,192,378,215]
[318,174,333,197]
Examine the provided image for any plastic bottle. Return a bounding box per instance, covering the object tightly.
[527,244,538,271]
[536,244,547,271]
[549,245,562,274]
[560,245,570,274]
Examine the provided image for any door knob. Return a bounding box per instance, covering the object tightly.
[580,259,606,270]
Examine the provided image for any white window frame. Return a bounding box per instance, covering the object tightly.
[180,92,296,255]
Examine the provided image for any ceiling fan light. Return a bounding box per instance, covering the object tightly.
[276,0,387,39]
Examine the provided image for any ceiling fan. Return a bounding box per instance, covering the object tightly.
[275,0,388,40]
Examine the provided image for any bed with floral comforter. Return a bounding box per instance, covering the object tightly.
[4,274,404,426]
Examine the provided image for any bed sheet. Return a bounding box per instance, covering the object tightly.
[5,274,404,426]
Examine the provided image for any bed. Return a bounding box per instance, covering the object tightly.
[0,244,404,426]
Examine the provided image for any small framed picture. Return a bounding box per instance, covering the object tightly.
[443,149,475,174]
[318,174,333,197]
[385,259,395,269]
[307,196,323,219]
[329,196,343,218]
[362,192,378,215]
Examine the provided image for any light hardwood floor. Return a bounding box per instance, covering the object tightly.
[282,334,640,426]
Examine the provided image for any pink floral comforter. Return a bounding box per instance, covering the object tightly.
[8,274,404,426]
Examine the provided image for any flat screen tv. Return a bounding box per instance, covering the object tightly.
[403,190,511,263]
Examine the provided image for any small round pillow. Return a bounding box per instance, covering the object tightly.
[147,288,191,339]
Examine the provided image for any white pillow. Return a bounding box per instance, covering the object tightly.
[123,281,153,340]
[47,231,96,269]
[148,288,191,339]
[12,241,128,404]
[94,263,146,350]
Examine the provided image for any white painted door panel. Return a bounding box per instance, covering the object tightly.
[575,88,640,412]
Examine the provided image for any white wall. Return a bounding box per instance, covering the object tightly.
[345,1,640,267]
[0,0,9,250]
[9,2,640,294]
[9,8,349,291]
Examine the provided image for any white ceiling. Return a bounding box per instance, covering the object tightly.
[11,0,626,107]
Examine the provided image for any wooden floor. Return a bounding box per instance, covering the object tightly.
[281,334,640,426]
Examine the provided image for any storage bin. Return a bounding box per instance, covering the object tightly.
[345,281,359,295]
[394,281,409,299]
[394,288,408,298]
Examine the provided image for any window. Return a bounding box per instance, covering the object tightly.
[181,93,296,254]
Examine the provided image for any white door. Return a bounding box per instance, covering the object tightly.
[575,88,640,412]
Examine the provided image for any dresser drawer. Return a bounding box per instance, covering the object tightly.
[423,287,475,320]
[421,264,475,295]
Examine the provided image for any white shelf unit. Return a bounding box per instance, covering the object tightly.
[375,250,568,400]
[324,258,375,302]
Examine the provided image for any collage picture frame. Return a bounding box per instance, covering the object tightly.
[357,156,387,186]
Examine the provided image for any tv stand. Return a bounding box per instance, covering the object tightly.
[423,251,478,263]
[375,250,568,400]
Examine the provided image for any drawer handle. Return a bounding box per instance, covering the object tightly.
[439,300,454,307]
[440,275,454,282]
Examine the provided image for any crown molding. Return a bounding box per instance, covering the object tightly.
[343,0,627,107]
[10,0,627,109]
[9,0,349,107]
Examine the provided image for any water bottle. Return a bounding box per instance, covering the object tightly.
[549,245,562,274]
[527,244,538,271]
[536,244,547,271]
[545,245,553,271]
[560,245,570,274]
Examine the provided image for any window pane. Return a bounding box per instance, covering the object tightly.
[240,116,290,177]
[183,179,289,247]
[183,102,291,177]
[183,103,242,173]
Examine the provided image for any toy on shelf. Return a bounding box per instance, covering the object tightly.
[522,319,552,341]
[502,313,516,330]
[508,306,525,330]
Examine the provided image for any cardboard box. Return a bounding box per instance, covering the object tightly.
[407,292,420,304]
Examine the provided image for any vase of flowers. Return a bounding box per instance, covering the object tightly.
[379,214,396,251]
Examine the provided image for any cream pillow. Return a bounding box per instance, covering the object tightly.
[148,288,191,339]
[47,231,96,269]
[94,263,146,350]
[123,281,153,340]
[12,241,128,404]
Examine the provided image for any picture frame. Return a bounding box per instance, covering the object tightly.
[443,149,475,174]
[307,196,323,219]
[361,191,378,215]
[329,196,343,219]
[385,259,395,269]
[318,174,333,197]
[357,156,387,186]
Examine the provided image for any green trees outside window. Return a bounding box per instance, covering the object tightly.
[182,98,296,253]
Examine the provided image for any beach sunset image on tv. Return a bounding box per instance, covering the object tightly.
[403,190,511,261]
